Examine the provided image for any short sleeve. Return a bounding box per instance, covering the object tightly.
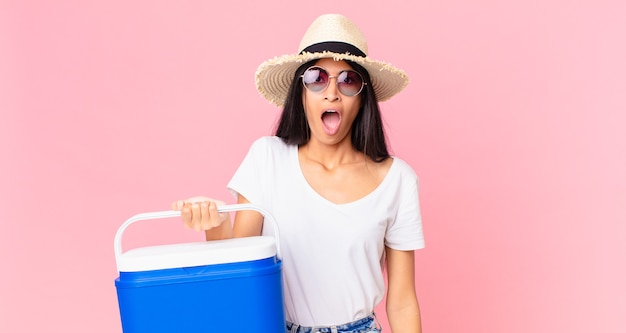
[226,137,268,205]
[384,164,425,250]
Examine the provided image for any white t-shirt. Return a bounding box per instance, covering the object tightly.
[227,136,424,327]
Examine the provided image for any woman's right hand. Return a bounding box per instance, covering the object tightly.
[171,196,229,232]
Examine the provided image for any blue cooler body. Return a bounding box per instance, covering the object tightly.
[114,205,286,333]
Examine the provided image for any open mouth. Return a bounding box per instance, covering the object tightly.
[321,110,341,135]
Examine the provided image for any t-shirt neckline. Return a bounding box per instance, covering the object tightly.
[292,144,397,207]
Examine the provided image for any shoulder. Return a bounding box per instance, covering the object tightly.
[251,136,288,148]
[249,136,290,152]
[246,136,294,160]
[389,156,418,182]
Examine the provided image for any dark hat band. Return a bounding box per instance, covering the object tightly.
[300,41,366,57]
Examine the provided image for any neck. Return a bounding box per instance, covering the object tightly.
[300,138,364,170]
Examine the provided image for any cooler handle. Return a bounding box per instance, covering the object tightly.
[114,203,282,263]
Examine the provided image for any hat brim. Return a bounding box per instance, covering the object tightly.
[255,51,409,107]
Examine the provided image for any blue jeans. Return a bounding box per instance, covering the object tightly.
[286,313,381,333]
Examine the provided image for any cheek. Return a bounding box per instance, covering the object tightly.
[347,99,362,118]
[302,93,310,115]
[302,94,316,124]
[302,91,323,114]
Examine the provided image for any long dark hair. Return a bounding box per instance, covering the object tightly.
[274,59,390,162]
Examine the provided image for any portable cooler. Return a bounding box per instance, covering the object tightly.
[114,204,285,333]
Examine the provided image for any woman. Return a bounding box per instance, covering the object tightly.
[173,14,425,333]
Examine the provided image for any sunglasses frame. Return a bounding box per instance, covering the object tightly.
[300,66,366,97]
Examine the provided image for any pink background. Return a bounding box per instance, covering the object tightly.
[1,0,625,332]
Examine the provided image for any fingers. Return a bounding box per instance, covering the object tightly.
[181,202,193,229]
[172,196,211,210]
[208,201,223,228]
[174,197,226,231]
[171,200,185,211]
[199,202,210,230]
[191,201,203,231]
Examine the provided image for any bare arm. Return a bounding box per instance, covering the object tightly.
[232,194,264,238]
[386,247,422,333]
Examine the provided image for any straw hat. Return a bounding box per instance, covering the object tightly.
[255,14,409,107]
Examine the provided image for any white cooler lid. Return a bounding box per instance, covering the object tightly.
[117,236,277,272]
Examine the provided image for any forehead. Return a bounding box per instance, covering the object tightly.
[313,58,353,72]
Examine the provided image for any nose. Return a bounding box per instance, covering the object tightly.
[323,77,340,102]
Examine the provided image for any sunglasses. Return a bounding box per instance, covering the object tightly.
[301,66,366,97]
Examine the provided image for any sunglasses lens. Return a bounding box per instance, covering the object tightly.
[302,66,364,96]
[337,70,364,96]
[302,67,329,92]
